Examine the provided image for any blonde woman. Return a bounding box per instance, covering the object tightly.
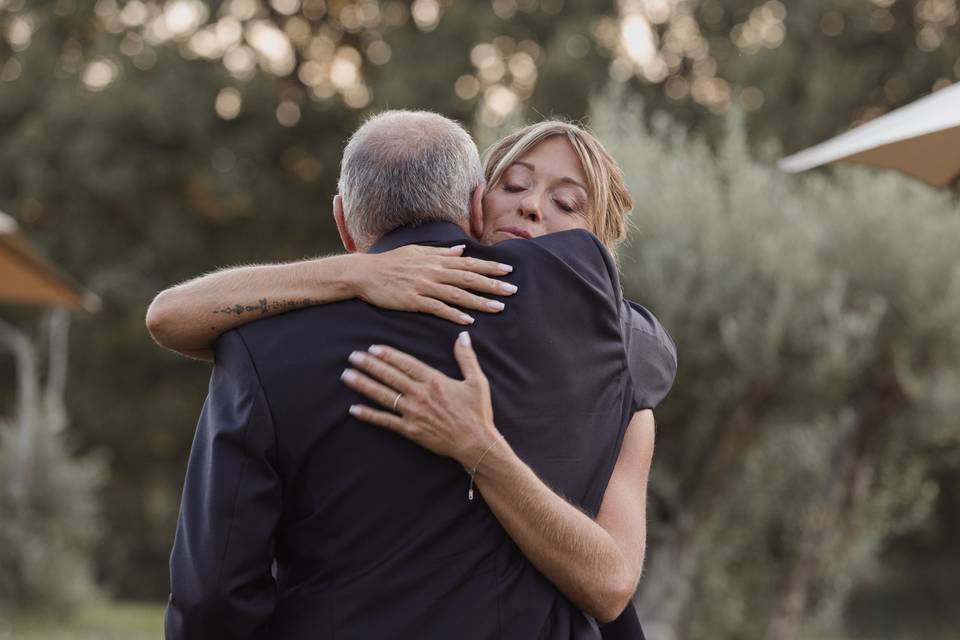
[149,121,675,638]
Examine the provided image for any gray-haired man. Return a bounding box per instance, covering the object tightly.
[166,110,661,639]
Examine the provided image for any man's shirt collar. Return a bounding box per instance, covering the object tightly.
[368,221,471,254]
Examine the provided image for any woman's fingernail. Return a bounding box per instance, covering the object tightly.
[499,264,513,273]
[341,369,357,382]
[460,313,475,325]
[451,244,466,251]
[459,331,472,347]
[487,300,505,312]
[348,351,364,364]
[349,405,362,416]
[369,345,384,355]
[501,282,518,294]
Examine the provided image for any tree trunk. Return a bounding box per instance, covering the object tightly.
[635,510,699,640]
[634,381,777,638]
[764,388,903,639]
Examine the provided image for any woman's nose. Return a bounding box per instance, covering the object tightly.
[518,196,541,223]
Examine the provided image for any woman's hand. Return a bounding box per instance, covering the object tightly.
[350,245,517,325]
[340,332,501,469]
[341,332,653,622]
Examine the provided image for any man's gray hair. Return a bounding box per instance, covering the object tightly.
[337,110,484,250]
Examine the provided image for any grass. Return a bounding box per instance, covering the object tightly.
[0,601,164,640]
[2,597,956,640]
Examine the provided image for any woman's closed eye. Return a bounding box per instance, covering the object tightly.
[555,198,580,213]
[503,183,527,193]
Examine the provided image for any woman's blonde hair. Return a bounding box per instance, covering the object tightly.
[481,120,634,253]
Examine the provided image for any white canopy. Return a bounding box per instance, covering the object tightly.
[779,82,960,189]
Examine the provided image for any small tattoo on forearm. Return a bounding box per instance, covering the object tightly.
[270,298,320,312]
[211,298,320,317]
[213,299,269,316]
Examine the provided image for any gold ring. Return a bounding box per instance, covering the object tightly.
[392,391,403,413]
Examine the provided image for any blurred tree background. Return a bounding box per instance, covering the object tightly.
[0,0,957,637]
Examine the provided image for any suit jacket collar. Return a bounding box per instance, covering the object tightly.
[368,221,471,254]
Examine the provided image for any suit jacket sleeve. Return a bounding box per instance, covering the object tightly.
[528,228,622,305]
[622,298,678,411]
[165,329,281,640]
[531,229,679,411]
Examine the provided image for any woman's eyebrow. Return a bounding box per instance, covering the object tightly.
[510,161,534,174]
[512,160,588,192]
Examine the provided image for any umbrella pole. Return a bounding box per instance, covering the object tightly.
[0,317,39,502]
[42,308,70,433]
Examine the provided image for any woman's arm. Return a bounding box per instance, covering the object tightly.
[147,254,355,362]
[146,245,517,362]
[475,409,653,623]
[341,334,654,623]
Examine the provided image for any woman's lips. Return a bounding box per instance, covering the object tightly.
[498,226,532,239]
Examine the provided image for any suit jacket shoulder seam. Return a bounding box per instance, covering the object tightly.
[234,329,281,454]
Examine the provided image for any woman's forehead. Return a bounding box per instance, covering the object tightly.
[510,137,589,190]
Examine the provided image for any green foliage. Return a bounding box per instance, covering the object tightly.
[1,0,959,625]
[1,4,360,595]
[0,0,623,595]
[0,403,106,614]
[594,93,960,638]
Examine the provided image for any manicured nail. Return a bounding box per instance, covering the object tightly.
[499,264,513,273]
[458,331,471,346]
[459,313,475,324]
[349,405,362,416]
[451,244,466,251]
[369,345,384,355]
[486,300,505,312]
[341,369,357,382]
[348,351,364,364]
[500,282,518,294]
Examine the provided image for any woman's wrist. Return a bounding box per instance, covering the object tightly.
[464,427,510,475]
[467,434,526,500]
[306,253,368,302]
[339,252,378,302]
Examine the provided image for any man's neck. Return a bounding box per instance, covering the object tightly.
[367,221,471,254]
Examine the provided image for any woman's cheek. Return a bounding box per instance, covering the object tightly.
[481,196,511,225]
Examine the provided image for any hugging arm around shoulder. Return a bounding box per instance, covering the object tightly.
[165,330,281,640]
[527,230,677,630]
[466,229,651,623]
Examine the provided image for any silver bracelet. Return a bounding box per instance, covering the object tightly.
[467,434,505,501]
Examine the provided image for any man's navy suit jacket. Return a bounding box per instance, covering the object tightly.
[166,222,675,639]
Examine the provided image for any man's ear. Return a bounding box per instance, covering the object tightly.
[469,184,485,240]
[333,195,358,253]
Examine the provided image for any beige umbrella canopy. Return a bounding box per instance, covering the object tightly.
[779,82,960,189]
[0,210,99,312]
